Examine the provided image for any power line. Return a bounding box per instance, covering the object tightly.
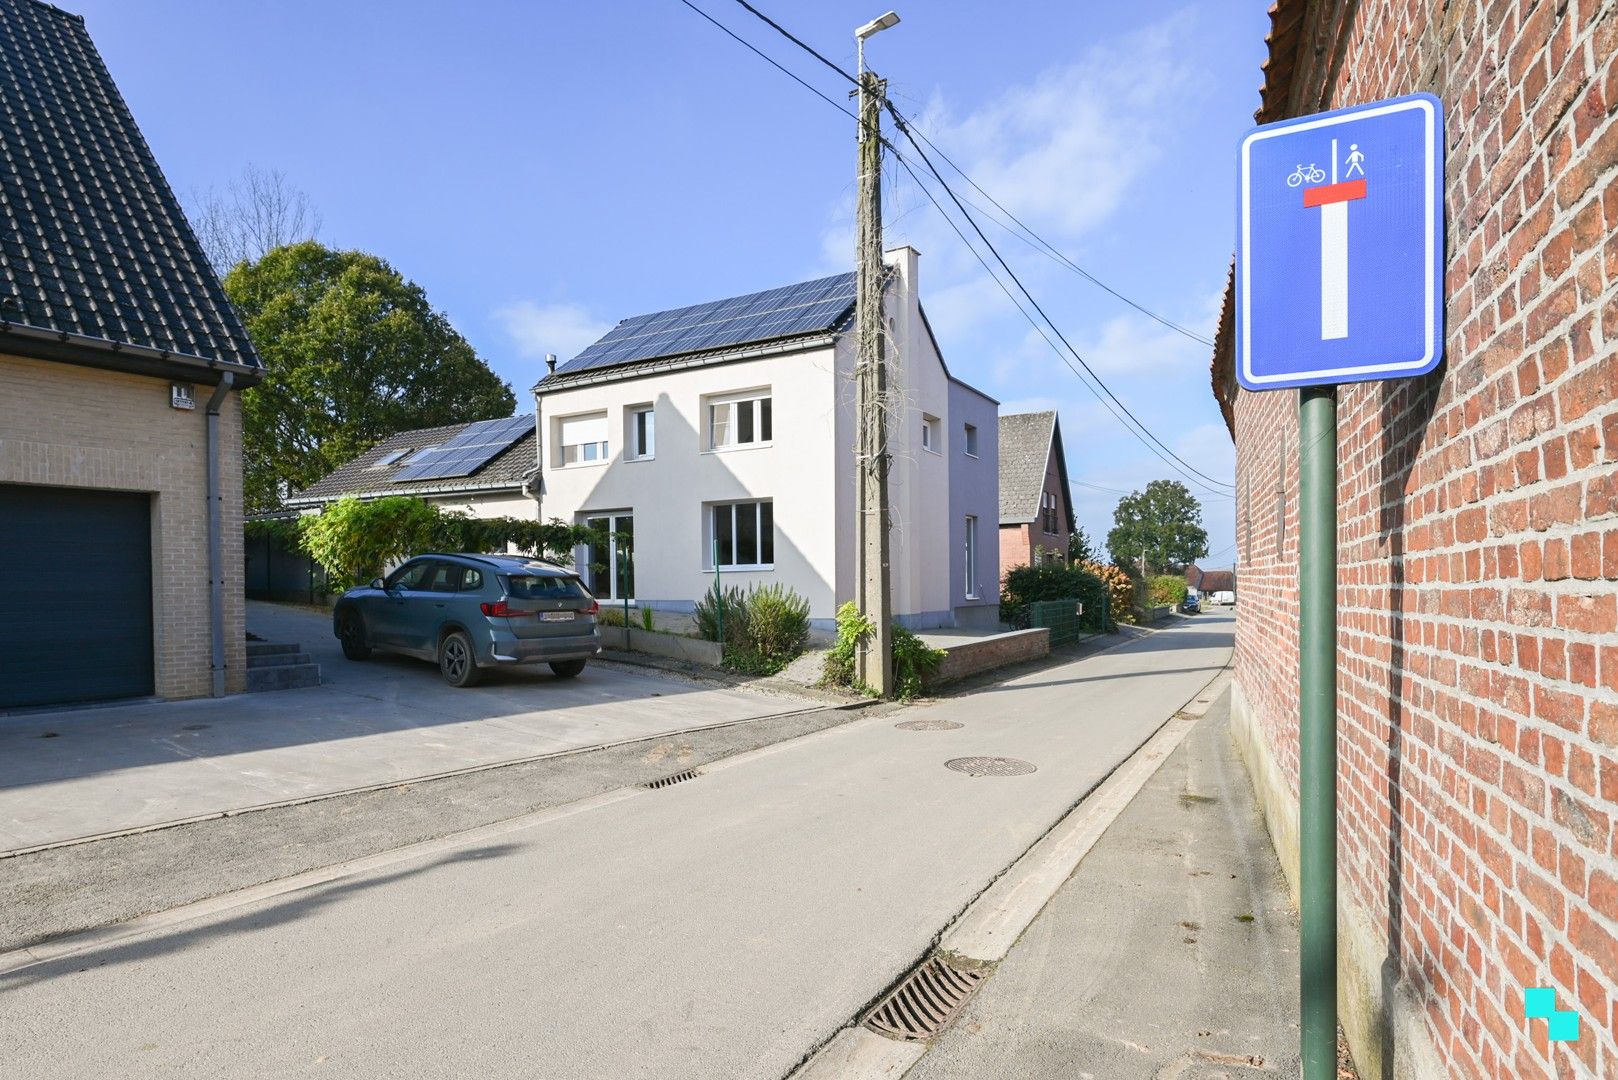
[887,108,1236,492]
[689,0,1234,493]
[723,0,1214,348]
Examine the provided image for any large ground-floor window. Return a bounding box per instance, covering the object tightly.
[581,512,633,600]
[707,499,773,570]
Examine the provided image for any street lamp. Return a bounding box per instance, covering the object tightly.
[855,11,899,142]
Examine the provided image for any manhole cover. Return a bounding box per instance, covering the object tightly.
[945,756,1036,777]
[896,719,963,731]
[863,955,986,1041]
[643,768,700,790]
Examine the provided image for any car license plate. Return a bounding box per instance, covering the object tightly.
[540,611,575,622]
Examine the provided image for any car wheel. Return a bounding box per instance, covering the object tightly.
[438,630,482,687]
[549,659,587,679]
[339,613,372,661]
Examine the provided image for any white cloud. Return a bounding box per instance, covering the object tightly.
[1073,312,1208,377]
[493,300,610,362]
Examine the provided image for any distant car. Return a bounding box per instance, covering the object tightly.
[1211,590,1236,606]
[332,553,601,687]
[1179,594,1201,614]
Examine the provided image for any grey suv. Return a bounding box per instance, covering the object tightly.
[332,553,602,687]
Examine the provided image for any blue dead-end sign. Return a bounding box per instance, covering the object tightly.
[1236,93,1445,391]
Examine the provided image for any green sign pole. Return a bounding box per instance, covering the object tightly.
[1299,385,1339,1079]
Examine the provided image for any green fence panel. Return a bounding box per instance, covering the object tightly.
[1028,599,1084,646]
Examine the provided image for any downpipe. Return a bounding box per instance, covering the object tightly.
[205,372,235,697]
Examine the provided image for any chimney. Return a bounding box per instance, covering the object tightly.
[545,353,558,374]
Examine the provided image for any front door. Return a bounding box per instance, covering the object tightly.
[581,513,633,601]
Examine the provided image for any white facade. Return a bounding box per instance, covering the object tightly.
[534,248,998,628]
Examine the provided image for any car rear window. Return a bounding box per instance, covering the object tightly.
[505,575,589,601]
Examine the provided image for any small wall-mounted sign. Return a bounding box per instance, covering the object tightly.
[170,383,196,410]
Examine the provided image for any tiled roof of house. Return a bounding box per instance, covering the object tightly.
[1194,568,1236,594]
[998,410,1074,528]
[289,419,537,505]
[0,0,258,370]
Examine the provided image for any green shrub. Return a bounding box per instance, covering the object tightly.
[294,494,603,590]
[738,584,810,673]
[1000,561,1110,633]
[1147,575,1188,607]
[891,626,945,700]
[596,606,628,627]
[693,584,750,645]
[640,606,656,632]
[822,601,874,692]
[821,602,944,700]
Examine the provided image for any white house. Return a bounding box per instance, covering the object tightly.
[534,247,999,630]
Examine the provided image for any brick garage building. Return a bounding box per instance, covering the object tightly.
[997,410,1076,578]
[1212,3,1617,1077]
[0,0,262,707]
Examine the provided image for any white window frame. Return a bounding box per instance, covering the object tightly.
[706,499,775,571]
[963,423,979,458]
[921,414,941,454]
[705,389,772,452]
[964,515,979,599]
[626,404,655,461]
[556,412,610,468]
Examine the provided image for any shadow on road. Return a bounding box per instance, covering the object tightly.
[0,842,527,991]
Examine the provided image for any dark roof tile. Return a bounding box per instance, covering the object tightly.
[0,0,258,368]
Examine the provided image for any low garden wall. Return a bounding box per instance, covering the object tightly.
[925,628,1049,688]
[598,625,723,666]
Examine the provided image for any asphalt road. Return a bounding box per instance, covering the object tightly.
[2,613,1233,1080]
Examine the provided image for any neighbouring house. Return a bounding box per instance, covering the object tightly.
[286,416,541,520]
[997,411,1075,578]
[1210,5,1616,1079]
[0,0,263,709]
[532,246,1000,629]
[1183,564,1235,601]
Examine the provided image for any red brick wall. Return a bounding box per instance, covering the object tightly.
[999,523,1032,582]
[1231,4,1617,1078]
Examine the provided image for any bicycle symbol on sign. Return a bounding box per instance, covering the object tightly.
[1286,163,1327,187]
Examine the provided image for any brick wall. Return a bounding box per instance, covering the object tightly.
[1227,4,1617,1078]
[0,354,248,699]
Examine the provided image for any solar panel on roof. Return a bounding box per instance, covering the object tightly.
[391,415,535,483]
[554,271,856,377]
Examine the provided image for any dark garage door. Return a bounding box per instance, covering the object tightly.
[0,484,154,709]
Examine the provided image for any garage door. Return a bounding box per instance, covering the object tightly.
[0,485,154,709]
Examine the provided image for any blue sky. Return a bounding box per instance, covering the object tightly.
[75,0,1270,564]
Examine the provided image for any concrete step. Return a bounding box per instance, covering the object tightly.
[245,661,321,693]
[246,641,301,658]
[247,651,314,669]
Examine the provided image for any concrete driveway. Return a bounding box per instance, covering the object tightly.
[0,603,819,854]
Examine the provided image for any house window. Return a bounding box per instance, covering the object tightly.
[964,515,978,599]
[581,512,634,599]
[963,423,978,457]
[708,500,774,569]
[627,405,655,460]
[921,415,940,453]
[707,391,772,450]
[1042,491,1058,533]
[558,412,609,466]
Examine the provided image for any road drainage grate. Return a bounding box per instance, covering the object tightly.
[896,719,963,731]
[945,756,1037,777]
[643,769,700,790]
[863,955,986,1041]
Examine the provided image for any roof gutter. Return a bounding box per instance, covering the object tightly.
[0,320,263,387]
[205,372,236,698]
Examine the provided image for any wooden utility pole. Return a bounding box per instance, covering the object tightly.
[854,67,893,696]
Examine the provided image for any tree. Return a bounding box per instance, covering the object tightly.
[227,241,517,511]
[189,165,322,273]
[1105,480,1209,575]
[1068,526,1100,565]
